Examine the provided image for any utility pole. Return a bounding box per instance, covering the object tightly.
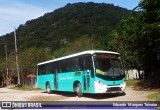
[4,44,8,77]
[14,27,20,86]
[0,43,9,85]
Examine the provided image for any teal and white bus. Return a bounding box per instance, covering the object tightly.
[37,50,126,97]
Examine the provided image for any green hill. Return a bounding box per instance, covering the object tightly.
[0,2,130,54]
[0,2,131,78]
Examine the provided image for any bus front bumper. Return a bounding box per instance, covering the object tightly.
[94,80,126,93]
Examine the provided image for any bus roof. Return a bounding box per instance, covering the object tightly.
[37,50,119,65]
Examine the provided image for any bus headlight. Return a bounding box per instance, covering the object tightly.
[94,80,107,93]
[95,80,105,86]
[120,81,126,91]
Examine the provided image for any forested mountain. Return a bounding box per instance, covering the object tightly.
[0,2,131,82]
[0,2,130,55]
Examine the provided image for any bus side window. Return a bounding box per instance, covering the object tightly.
[61,60,67,73]
[71,58,80,71]
[52,62,58,74]
[83,56,91,70]
[46,64,50,74]
[58,60,66,73]
[38,64,45,75]
[50,63,54,74]
[38,65,42,75]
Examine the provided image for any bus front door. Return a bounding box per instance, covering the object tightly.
[83,70,90,92]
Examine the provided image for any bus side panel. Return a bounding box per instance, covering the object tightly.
[37,74,54,90]
[81,70,95,94]
[57,71,96,93]
[88,76,95,94]
[57,72,83,92]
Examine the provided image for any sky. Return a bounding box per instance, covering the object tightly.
[0,0,141,36]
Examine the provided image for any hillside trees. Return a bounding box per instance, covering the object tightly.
[0,47,52,85]
[19,47,52,74]
[0,59,6,85]
[53,35,99,58]
[65,36,98,54]
[108,15,142,69]
[109,0,160,87]
[136,0,160,86]
[0,2,130,55]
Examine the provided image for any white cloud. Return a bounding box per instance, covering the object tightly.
[0,1,52,36]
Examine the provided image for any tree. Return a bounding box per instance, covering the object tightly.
[19,47,52,75]
[0,59,7,86]
[108,15,142,69]
[135,0,160,86]
[65,35,98,55]
[109,0,160,87]
[1,47,52,86]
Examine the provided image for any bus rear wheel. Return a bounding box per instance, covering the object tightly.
[76,83,83,97]
[46,83,52,94]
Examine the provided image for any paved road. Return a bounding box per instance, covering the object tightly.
[0,87,155,101]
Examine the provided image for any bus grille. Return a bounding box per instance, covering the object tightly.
[107,87,121,92]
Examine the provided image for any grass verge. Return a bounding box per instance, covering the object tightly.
[126,80,141,86]
[147,93,160,109]
[147,93,160,100]
[9,86,39,91]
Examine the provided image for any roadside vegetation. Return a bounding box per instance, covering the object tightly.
[9,86,39,91]
[147,93,160,100]
[126,80,141,87]
[126,79,160,101]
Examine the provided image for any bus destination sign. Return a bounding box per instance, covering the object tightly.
[98,54,119,59]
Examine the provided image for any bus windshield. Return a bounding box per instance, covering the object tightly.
[94,53,124,78]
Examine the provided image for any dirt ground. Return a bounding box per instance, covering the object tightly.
[0,86,156,101]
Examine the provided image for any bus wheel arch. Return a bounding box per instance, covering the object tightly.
[46,82,52,94]
[73,81,83,97]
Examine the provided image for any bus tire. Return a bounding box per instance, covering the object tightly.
[46,83,52,94]
[76,83,83,97]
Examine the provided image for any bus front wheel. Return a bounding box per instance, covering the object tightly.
[76,83,83,97]
[46,83,52,94]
